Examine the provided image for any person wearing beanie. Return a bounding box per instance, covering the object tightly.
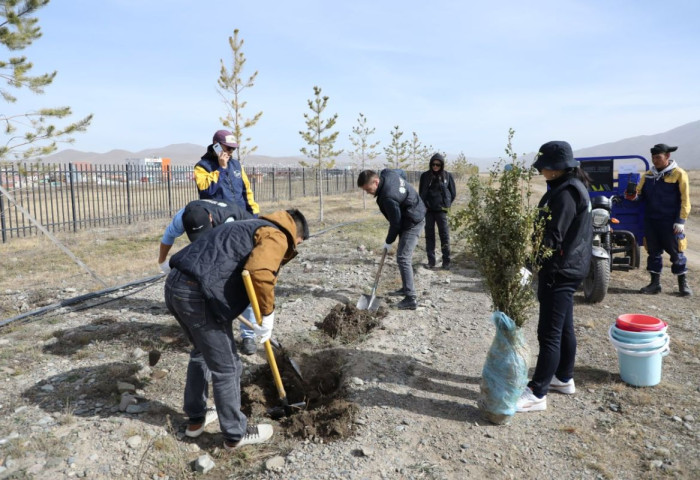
[625,143,692,296]
[194,130,260,217]
[419,153,457,269]
[517,141,592,413]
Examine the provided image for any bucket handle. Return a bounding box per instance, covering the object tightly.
[614,340,670,357]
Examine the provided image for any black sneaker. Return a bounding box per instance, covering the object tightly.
[442,262,451,270]
[424,263,436,269]
[240,337,257,356]
[397,296,417,310]
[388,288,405,297]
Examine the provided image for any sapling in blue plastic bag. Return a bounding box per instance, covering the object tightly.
[450,130,550,424]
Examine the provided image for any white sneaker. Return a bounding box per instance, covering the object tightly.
[549,376,575,395]
[516,387,547,412]
[185,408,218,438]
[224,424,273,450]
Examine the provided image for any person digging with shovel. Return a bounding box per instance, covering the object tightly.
[164,209,309,450]
[358,169,426,310]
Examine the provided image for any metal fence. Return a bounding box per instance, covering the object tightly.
[0,163,420,243]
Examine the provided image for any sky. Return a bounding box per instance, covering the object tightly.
[7,0,700,159]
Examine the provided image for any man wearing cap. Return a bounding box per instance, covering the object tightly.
[194,130,260,217]
[164,209,309,450]
[625,143,692,296]
[157,199,259,353]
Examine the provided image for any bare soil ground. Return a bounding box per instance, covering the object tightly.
[0,176,699,479]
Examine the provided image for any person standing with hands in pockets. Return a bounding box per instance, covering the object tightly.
[419,153,456,269]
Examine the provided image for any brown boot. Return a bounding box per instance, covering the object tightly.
[678,274,693,297]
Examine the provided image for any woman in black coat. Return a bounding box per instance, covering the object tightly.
[517,141,592,413]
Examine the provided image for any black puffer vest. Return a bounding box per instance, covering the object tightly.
[190,199,253,225]
[169,219,276,321]
[538,176,592,280]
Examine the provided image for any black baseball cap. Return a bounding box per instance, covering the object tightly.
[650,143,678,155]
[182,204,213,242]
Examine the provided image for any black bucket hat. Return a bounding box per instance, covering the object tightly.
[533,141,579,171]
[650,143,678,155]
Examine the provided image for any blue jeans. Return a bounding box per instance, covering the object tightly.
[239,305,255,339]
[164,269,248,442]
[397,219,425,298]
[528,273,582,398]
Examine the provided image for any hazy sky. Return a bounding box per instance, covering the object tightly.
[9,0,700,158]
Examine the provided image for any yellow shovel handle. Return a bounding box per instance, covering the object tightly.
[241,270,287,400]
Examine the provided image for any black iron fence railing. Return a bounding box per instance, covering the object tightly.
[0,163,420,243]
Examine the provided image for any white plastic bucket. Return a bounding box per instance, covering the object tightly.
[611,335,670,387]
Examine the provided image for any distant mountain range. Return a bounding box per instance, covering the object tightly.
[43,119,700,170]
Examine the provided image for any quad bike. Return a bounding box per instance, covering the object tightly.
[577,156,649,303]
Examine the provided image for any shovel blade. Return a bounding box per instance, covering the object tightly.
[356,294,373,310]
[357,294,381,311]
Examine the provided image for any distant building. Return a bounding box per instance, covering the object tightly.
[126,157,171,183]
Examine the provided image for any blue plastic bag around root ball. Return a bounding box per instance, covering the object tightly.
[477,311,529,424]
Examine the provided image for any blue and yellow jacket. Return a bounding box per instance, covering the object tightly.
[194,146,260,216]
[636,161,691,224]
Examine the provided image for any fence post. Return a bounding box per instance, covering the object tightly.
[68,163,78,232]
[125,163,132,224]
[288,167,292,200]
[166,164,173,216]
[271,167,276,201]
[302,168,306,196]
[0,186,6,243]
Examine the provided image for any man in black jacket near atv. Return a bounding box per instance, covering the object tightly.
[419,153,457,269]
[358,169,426,310]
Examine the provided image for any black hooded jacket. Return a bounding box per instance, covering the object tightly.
[537,172,592,280]
[419,155,456,211]
[375,169,426,244]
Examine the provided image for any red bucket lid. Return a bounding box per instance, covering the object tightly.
[616,314,667,331]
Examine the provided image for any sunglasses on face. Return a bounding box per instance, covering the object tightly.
[431,163,440,167]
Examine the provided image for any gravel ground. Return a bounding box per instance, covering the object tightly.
[0,219,699,480]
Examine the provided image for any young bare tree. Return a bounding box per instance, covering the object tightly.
[451,151,479,179]
[299,86,343,222]
[384,125,409,170]
[1,0,92,162]
[348,112,380,209]
[407,131,432,171]
[217,29,262,162]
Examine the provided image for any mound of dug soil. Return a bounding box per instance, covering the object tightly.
[316,303,387,343]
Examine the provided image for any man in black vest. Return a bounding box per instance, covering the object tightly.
[164,209,309,450]
[357,169,426,310]
[158,199,260,355]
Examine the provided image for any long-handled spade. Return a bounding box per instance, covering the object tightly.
[356,248,388,311]
[242,270,305,418]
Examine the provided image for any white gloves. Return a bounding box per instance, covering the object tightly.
[252,312,274,344]
[383,242,393,252]
[519,267,532,286]
[159,261,171,274]
[673,223,685,234]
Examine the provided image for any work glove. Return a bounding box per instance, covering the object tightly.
[383,242,393,252]
[159,261,171,274]
[252,312,274,344]
[519,267,532,286]
[673,223,685,234]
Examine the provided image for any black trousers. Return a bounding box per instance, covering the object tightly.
[528,273,582,397]
[425,210,450,266]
